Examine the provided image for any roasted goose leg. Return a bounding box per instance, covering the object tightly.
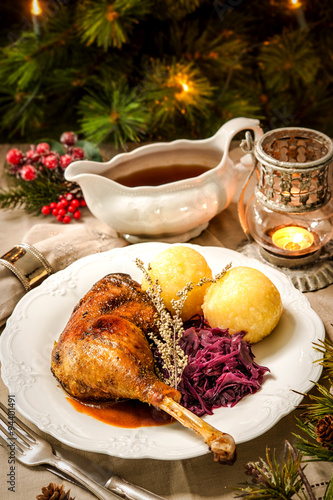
[51,273,236,463]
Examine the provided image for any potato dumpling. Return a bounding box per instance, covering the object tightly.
[202,266,283,344]
[142,246,212,321]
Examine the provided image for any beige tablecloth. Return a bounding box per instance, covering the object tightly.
[0,144,332,499]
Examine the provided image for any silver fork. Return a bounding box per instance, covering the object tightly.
[0,401,126,500]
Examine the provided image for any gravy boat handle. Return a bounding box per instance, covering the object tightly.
[212,117,263,160]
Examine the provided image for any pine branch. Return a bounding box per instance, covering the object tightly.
[297,383,333,422]
[0,172,72,214]
[0,34,41,91]
[293,383,333,463]
[143,59,214,126]
[78,81,149,146]
[76,0,152,50]
[152,0,206,20]
[0,86,44,137]
[233,442,309,499]
[0,186,26,210]
[1,0,333,142]
[291,339,333,463]
[312,339,333,379]
[294,419,333,463]
[323,479,333,500]
[169,20,250,76]
[258,29,320,93]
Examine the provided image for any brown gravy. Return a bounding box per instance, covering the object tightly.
[114,164,212,187]
[67,397,174,428]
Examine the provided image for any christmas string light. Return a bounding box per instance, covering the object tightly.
[16,0,44,123]
[179,80,189,93]
[289,0,307,30]
[31,0,42,38]
[175,74,192,102]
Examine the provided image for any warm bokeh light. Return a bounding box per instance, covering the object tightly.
[180,81,189,92]
[31,0,42,16]
[289,0,302,9]
[272,226,314,252]
[175,75,191,95]
[174,74,194,102]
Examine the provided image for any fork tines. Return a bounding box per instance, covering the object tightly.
[0,401,38,455]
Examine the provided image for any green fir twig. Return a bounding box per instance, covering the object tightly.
[233,441,310,499]
[0,177,72,214]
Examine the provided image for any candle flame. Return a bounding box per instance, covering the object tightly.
[272,226,314,252]
[31,0,42,16]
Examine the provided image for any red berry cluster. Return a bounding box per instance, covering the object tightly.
[5,132,88,224]
[5,132,84,181]
[41,193,87,224]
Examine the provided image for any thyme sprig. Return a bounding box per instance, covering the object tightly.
[135,257,231,389]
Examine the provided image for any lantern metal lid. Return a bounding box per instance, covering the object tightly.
[254,127,333,214]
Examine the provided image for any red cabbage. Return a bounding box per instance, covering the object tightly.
[178,321,270,416]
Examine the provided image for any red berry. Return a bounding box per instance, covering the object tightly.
[71,147,84,160]
[70,199,80,208]
[36,142,50,154]
[60,154,72,169]
[49,202,57,209]
[58,208,67,217]
[66,193,74,201]
[57,214,64,222]
[41,205,51,215]
[73,210,81,220]
[59,198,68,208]
[52,208,59,216]
[6,148,23,165]
[43,154,58,169]
[60,132,78,147]
[67,205,75,213]
[79,198,87,207]
[62,215,71,224]
[26,149,40,162]
[20,164,37,181]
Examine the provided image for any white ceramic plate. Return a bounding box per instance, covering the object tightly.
[0,243,325,460]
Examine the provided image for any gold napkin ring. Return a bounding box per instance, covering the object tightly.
[0,243,53,292]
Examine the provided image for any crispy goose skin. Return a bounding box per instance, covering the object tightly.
[51,273,180,404]
[51,273,236,463]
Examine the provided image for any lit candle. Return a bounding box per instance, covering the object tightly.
[31,0,42,38]
[272,226,314,252]
[289,0,307,30]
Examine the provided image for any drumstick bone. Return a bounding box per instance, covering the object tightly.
[158,395,236,464]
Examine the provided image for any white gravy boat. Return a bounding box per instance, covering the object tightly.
[65,117,263,242]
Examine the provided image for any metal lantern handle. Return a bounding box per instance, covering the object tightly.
[237,131,258,240]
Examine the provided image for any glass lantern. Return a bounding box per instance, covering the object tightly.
[239,127,333,268]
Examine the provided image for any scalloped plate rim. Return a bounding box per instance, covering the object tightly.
[0,242,325,460]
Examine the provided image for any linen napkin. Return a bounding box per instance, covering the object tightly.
[0,220,128,328]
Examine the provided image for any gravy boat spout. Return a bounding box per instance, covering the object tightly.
[65,117,263,243]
